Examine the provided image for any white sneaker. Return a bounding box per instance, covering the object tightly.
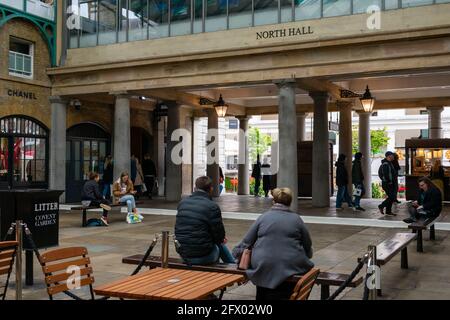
[100,216,109,226]
[100,203,112,211]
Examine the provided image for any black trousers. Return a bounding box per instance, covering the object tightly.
[256,282,296,300]
[380,183,396,213]
[254,179,261,196]
[90,199,110,217]
[144,175,155,198]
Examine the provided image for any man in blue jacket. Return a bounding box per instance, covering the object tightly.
[175,176,235,265]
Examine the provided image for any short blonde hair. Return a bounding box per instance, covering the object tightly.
[271,188,293,206]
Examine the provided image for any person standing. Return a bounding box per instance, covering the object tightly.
[174,176,235,265]
[335,154,353,210]
[261,157,272,198]
[251,155,262,197]
[142,153,157,199]
[378,151,397,216]
[392,153,401,204]
[351,152,365,211]
[82,172,112,226]
[130,155,137,185]
[102,155,113,200]
[134,157,145,200]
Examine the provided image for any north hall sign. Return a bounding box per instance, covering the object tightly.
[256,26,313,40]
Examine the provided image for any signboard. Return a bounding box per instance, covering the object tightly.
[329,121,339,132]
[328,131,336,145]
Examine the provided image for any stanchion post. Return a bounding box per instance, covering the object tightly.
[161,231,169,268]
[367,245,377,300]
[15,220,23,300]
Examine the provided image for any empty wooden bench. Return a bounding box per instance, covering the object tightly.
[408,216,440,252]
[122,254,363,300]
[71,201,143,227]
[358,232,416,296]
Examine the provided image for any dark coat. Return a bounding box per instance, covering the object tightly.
[351,159,364,185]
[142,158,156,176]
[175,190,226,259]
[380,159,396,184]
[252,162,261,180]
[130,158,137,182]
[418,186,442,217]
[335,160,348,187]
[81,180,103,201]
[232,203,314,289]
[103,163,113,184]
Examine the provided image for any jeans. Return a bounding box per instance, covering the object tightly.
[353,183,365,208]
[219,184,224,195]
[102,184,111,199]
[183,244,235,265]
[407,202,434,221]
[336,185,353,208]
[119,194,136,213]
[380,183,396,213]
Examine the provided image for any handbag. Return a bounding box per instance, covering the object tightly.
[238,248,252,270]
[353,185,362,197]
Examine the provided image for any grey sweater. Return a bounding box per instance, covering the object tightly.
[232,203,314,289]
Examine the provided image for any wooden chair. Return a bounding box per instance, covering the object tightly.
[0,241,18,300]
[39,246,97,300]
[289,268,320,300]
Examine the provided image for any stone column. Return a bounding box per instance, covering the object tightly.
[49,96,67,202]
[358,111,372,198]
[206,109,220,197]
[297,112,307,142]
[310,91,330,208]
[275,79,298,211]
[338,100,353,192]
[237,116,250,195]
[166,101,183,201]
[427,106,444,139]
[113,93,131,180]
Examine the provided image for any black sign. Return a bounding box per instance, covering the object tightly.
[7,89,37,100]
[256,26,313,40]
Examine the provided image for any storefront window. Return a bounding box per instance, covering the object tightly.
[0,117,48,188]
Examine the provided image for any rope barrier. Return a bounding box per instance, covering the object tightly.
[131,234,159,276]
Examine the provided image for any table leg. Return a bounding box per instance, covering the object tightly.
[430,225,436,241]
[401,247,408,269]
[417,230,423,252]
[25,250,33,286]
[82,209,87,227]
[320,285,330,300]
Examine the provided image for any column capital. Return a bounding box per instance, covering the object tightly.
[427,106,444,112]
[309,91,330,101]
[109,91,129,98]
[49,96,68,104]
[235,115,250,121]
[273,78,297,89]
[356,109,372,115]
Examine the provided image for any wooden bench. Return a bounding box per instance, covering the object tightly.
[122,254,363,300]
[358,232,416,296]
[71,201,143,227]
[408,216,440,253]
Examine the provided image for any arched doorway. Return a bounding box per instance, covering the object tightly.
[66,123,110,203]
[0,116,49,189]
[131,127,153,162]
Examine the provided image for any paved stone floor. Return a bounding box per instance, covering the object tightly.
[5,205,450,300]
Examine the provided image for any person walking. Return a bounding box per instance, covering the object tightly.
[392,153,401,204]
[232,187,314,300]
[261,157,272,198]
[102,155,113,200]
[113,171,143,224]
[142,153,157,199]
[174,176,234,265]
[351,152,365,211]
[378,151,397,216]
[82,172,112,226]
[251,155,262,197]
[335,154,353,210]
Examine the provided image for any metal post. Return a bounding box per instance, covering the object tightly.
[367,245,377,300]
[15,220,23,300]
[25,250,34,286]
[161,231,169,268]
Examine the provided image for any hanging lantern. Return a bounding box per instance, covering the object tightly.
[360,85,375,113]
[214,94,228,117]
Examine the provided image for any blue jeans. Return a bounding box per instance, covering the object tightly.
[353,183,365,208]
[336,185,353,208]
[119,194,136,213]
[184,244,235,265]
[102,184,111,198]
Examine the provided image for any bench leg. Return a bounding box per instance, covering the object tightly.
[430,225,436,241]
[218,289,226,300]
[417,230,423,253]
[320,285,330,300]
[82,209,87,227]
[401,247,408,269]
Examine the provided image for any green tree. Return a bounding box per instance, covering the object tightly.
[352,126,390,157]
[248,127,272,164]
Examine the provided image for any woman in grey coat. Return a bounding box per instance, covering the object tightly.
[232,187,314,300]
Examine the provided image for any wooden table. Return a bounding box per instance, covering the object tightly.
[94,267,245,300]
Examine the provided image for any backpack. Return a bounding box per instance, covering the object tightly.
[86,218,104,227]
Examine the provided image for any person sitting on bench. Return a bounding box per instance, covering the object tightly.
[174,176,235,265]
[113,171,143,224]
[232,187,314,300]
[403,177,442,224]
[82,172,112,226]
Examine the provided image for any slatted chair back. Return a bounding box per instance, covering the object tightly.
[39,247,95,300]
[0,241,18,300]
[289,268,320,300]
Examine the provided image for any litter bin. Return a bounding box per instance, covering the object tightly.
[0,189,64,285]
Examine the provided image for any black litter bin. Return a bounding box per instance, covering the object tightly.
[0,189,64,285]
